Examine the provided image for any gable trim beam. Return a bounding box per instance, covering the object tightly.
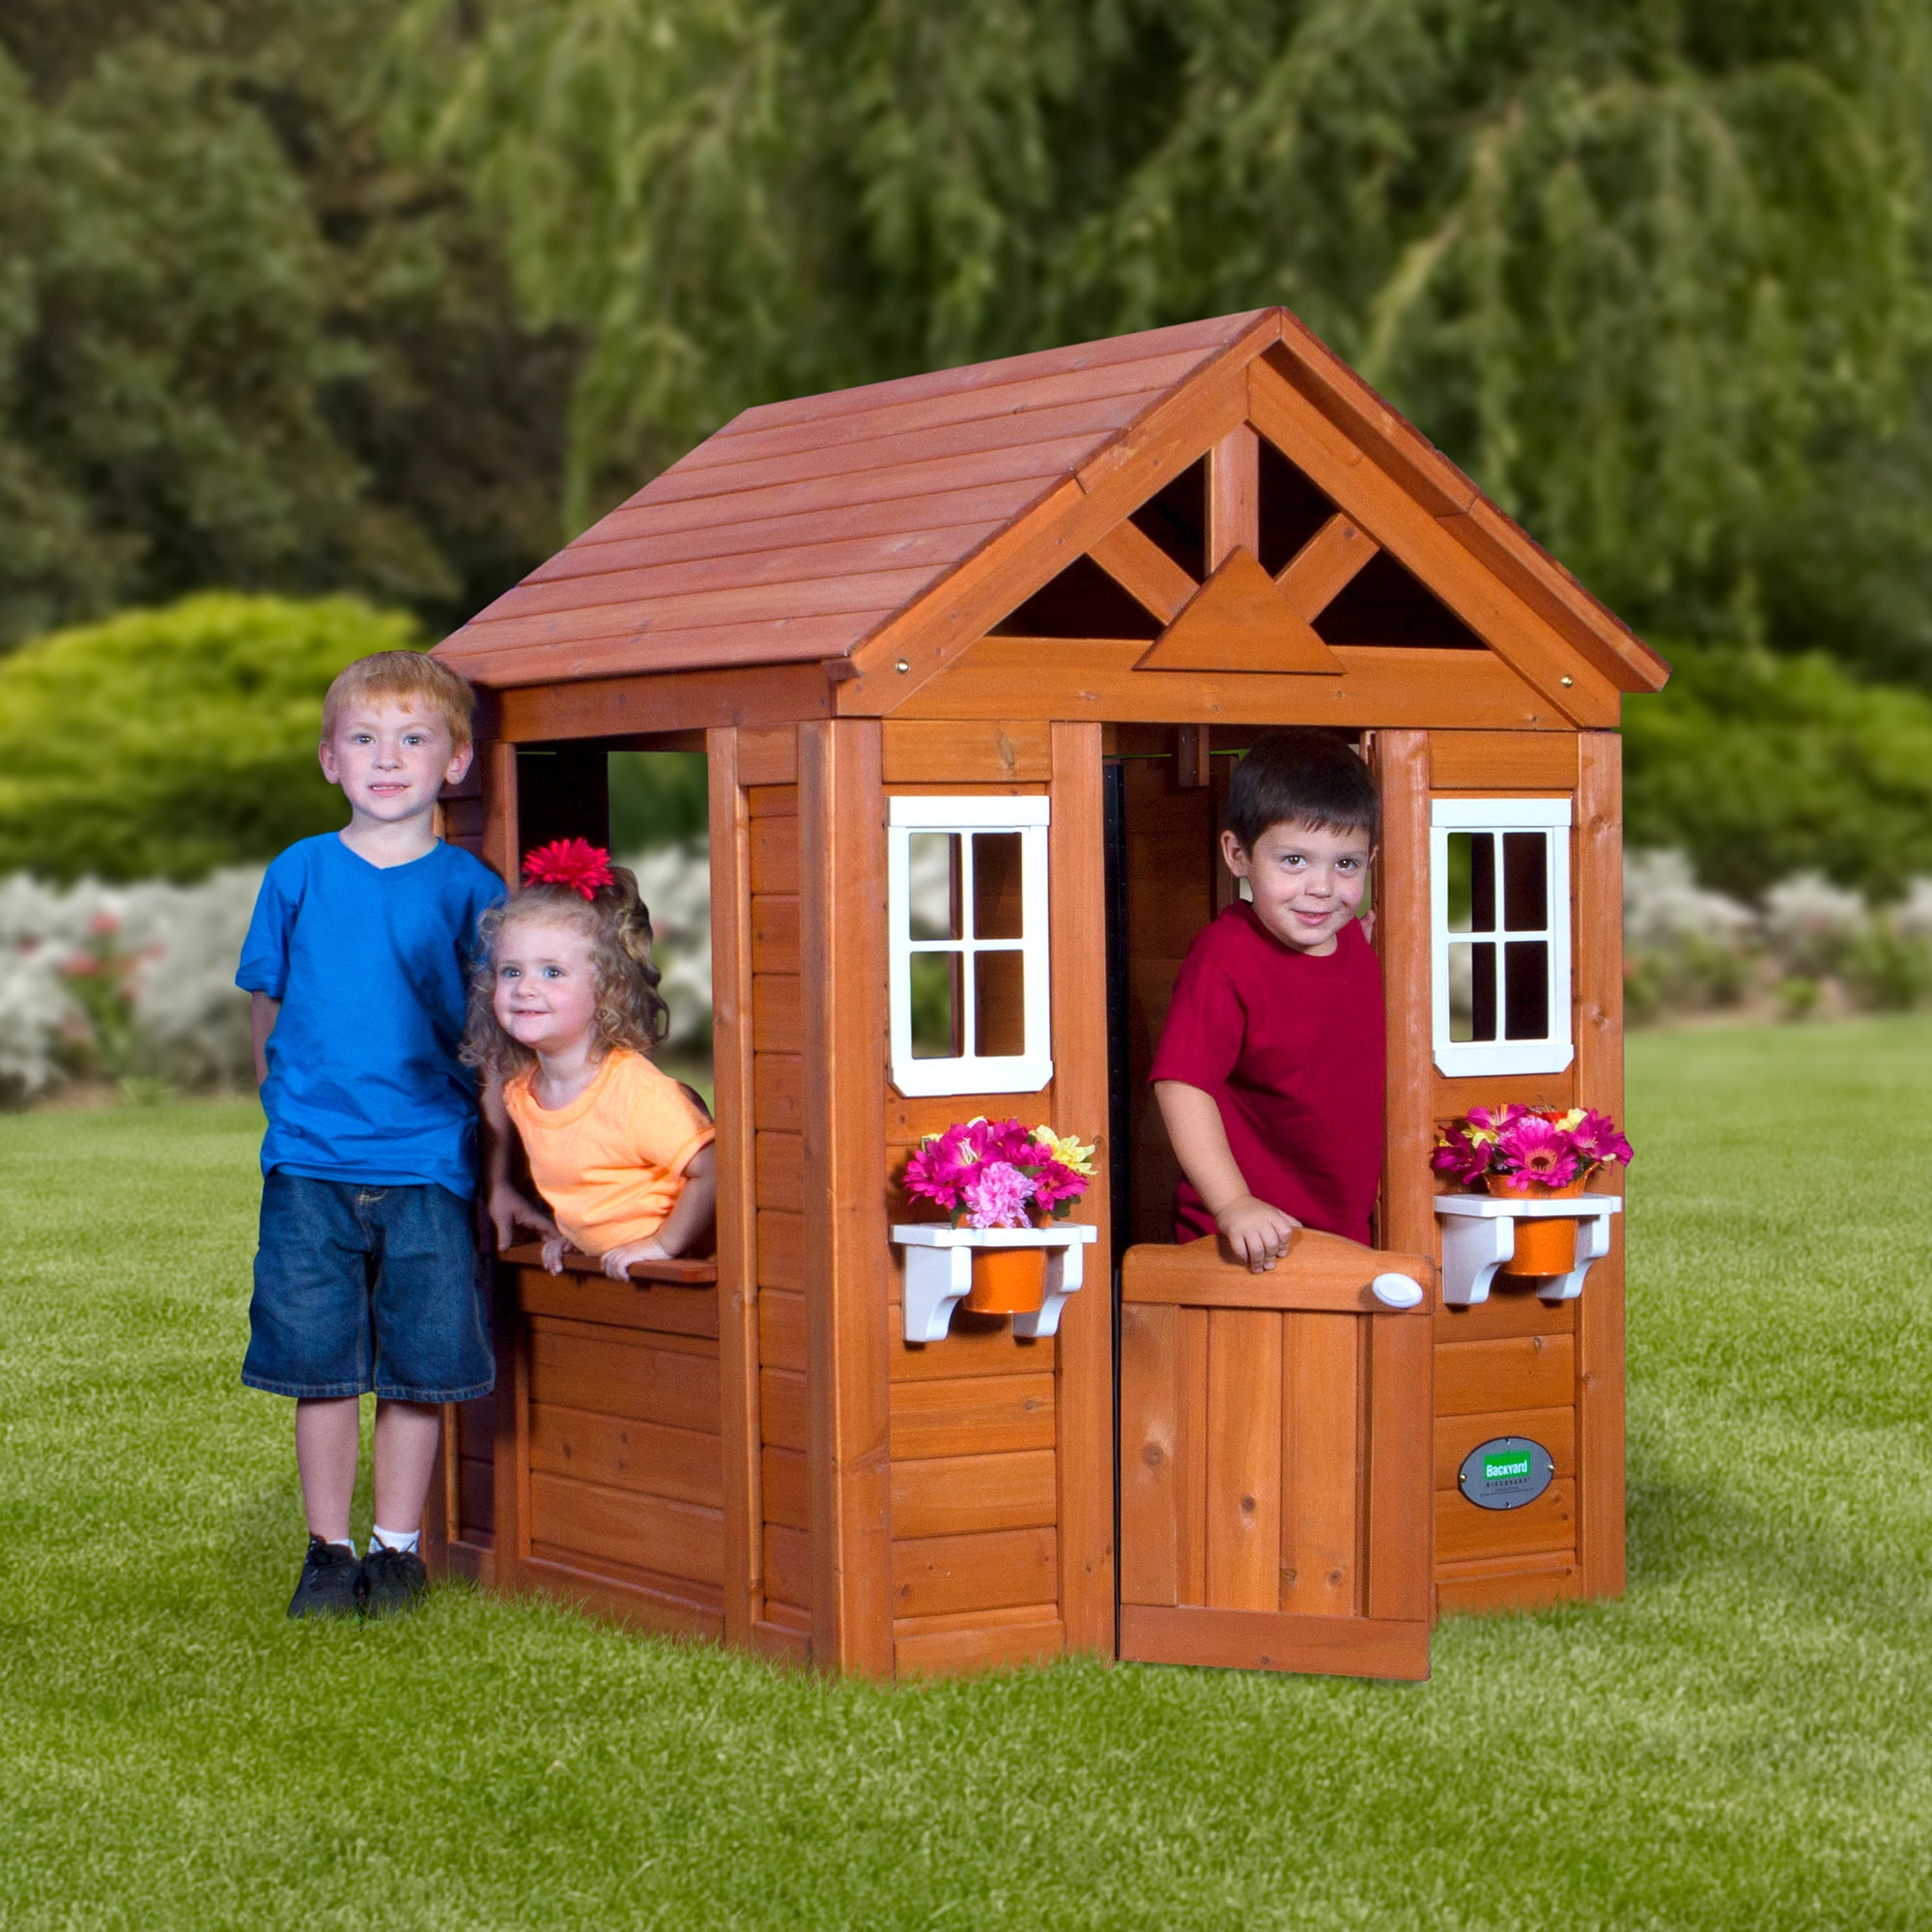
[1088,521,1199,625]
[1245,360,1617,727]
[1276,514,1379,621]
[844,318,1282,713]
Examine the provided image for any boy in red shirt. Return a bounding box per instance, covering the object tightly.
[1151,730,1383,1271]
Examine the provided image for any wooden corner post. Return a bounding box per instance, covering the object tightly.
[1575,731,1627,1599]
[1049,722,1117,1656]
[798,719,895,1674]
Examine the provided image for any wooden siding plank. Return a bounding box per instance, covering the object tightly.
[1178,1304,1209,1606]
[760,1446,810,1530]
[1365,1309,1434,1626]
[895,1617,1065,1677]
[1435,1287,1576,1344]
[1205,1307,1283,1612]
[738,730,797,787]
[800,718,895,1675]
[891,1450,1060,1540]
[528,1406,724,1511]
[1435,1335,1576,1416]
[763,1524,812,1611]
[881,720,1053,783]
[890,1528,1059,1621]
[1428,729,1578,791]
[754,1131,804,1214]
[749,815,799,894]
[752,895,800,976]
[517,1272,719,1341]
[753,1050,803,1132]
[1281,1312,1360,1617]
[759,1368,809,1453]
[757,1287,807,1374]
[526,1471,724,1588]
[752,975,800,1054]
[522,1552,723,1639]
[757,1209,805,1292]
[492,666,834,745]
[1435,1478,1577,1567]
[890,1311,1056,1377]
[889,1374,1057,1461]
[1118,1300,1179,1607]
[526,1324,720,1435]
[1120,1603,1429,1682]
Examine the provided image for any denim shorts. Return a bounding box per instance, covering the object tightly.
[242,1171,495,1403]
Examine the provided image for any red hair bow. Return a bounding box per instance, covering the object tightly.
[522,838,613,901]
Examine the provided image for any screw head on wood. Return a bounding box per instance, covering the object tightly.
[895,659,911,672]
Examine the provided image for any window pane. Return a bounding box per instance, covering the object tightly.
[974,950,1026,1057]
[908,952,960,1057]
[1449,941,1497,1041]
[907,833,960,941]
[971,833,1025,940]
[1502,832,1548,932]
[1503,940,1549,1038]
[1446,832,1495,933]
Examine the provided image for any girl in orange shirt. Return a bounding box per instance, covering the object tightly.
[465,841,716,1278]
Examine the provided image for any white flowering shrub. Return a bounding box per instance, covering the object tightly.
[1623,850,1755,952]
[1760,871,1868,975]
[622,840,713,1060]
[0,868,262,1098]
[1893,878,1932,940]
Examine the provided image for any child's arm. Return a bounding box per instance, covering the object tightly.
[480,1072,560,1258]
[1154,1080,1300,1273]
[599,1144,718,1280]
[249,993,279,1088]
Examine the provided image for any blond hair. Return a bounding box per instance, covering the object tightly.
[462,867,670,1083]
[322,650,476,751]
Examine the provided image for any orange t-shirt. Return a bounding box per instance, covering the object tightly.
[502,1049,715,1255]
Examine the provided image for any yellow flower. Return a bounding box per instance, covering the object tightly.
[1034,1124,1096,1176]
[1556,1108,1586,1131]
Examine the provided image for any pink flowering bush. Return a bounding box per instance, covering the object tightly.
[1432,1104,1633,1194]
[902,1118,1096,1229]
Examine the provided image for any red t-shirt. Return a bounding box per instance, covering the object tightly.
[1148,903,1385,1245]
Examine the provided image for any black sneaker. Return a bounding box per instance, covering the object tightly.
[360,1544,429,1619]
[287,1535,361,1620]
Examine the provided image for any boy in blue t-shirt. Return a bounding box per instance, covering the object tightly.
[236,651,503,1620]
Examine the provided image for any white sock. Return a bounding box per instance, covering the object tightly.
[326,1537,357,1558]
[371,1524,420,1555]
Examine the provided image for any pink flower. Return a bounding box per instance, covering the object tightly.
[1493,1116,1579,1189]
[87,911,120,937]
[1466,1103,1527,1136]
[1029,1159,1086,1214]
[60,952,97,978]
[1569,1110,1634,1168]
[1432,1125,1491,1186]
[962,1160,1035,1230]
[904,1124,980,1209]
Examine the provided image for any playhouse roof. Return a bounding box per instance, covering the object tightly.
[433,308,1668,703]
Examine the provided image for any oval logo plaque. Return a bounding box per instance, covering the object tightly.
[1458,1436,1553,1511]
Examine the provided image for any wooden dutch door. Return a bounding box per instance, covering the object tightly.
[1118,1233,1435,1680]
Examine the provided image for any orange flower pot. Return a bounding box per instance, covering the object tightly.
[1502,1214,1577,1278]
[964,1246,1047,1314]
[1484,1169,1597,1201]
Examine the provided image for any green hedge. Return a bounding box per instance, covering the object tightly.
[1624,644,1932,901]
[0,593,420,882]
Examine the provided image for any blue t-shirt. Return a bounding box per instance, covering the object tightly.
[236,835,504,1197]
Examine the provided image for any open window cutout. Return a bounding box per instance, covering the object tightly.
[1314,551,1485,649]
[889,796,1052,1096]
[1257,437,1340,575]
[990,553,1162,638]
[1128,457,1207,582]
[1431,798,1573,1076]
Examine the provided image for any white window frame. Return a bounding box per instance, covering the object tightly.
[888,795,1053,1096]
[1430,797,1574,1077]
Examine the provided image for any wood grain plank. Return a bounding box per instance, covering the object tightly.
[1435,1555,1585,1616]
[890,1308,1055,1375]
[526,1324,720,1435]
[881,719,1053,783]
[1434,1286,1576,1344]
[752,895,800,976]
[1276,513,1378,619]
[757,1209,805,1292]
[528,1406,723,1509]
[758,1368,808,1453]
[1178,1304,1209,1607]
[1365,1308,1434,1627]
[890,1528,1058,1620]
[763,1524,812,1611]
[891,1450,1059,1539]
[516,1271,720,1337]
[526,1471,724,1588]
[1205,1307,1283,1611]
[760,1446,810,1530]
[1372,728,1434,1264]
[1208,423,1260,569]
[1281,1312,1360,1617]
[1118,1299,1179,1608]
[1428,729,1577,791]
[492,665,834,746]
[906,639,1567,729]
[738,729,797,786]
[1122,1231,1434,1312]
[447,610,890,687]
[895,1617,1065,1677]
[752,975,800,1054]
[1435,1334,1575,1416]
[753,1050,803,1132]
[889,1374,1056,1460]
[1120,1603,1429,1682]
[1435,1477,1577,1567]
[800,718,895,1675]
[758,1287,807,1375]
[749,814,799,894]
[754,1131,804,1214]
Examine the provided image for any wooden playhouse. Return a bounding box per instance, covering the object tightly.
[423,307,1667,1682]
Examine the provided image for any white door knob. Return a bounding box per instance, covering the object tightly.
[1371,1272,1424,1309]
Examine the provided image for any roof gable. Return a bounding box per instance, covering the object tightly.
[434,308,1667,714]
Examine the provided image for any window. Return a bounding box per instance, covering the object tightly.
[1430,798,1573,1076]
[888,796,1052,1096]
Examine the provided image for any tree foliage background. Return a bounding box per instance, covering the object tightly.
[6,0,1932,891]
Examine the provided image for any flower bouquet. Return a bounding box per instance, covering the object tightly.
[901,1119,1095,1313]
[1432,1104,1633,1278]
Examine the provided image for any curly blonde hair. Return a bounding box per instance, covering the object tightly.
[463,867,669,1083]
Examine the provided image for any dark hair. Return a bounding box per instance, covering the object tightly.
[1226,730,1378,852]
[462,866,670,1083]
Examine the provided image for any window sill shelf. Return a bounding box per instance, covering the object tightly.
[498,1242,717,1287]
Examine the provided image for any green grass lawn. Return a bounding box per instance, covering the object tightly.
[6,1021,1932,1929]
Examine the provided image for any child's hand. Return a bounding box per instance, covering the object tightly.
[599,1237,670,1281]
[540,1233,569,1275]
[1215,1194,1300,1272]
[490,1182,557,1255]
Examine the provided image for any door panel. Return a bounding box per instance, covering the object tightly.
[1119,1230,1435,1680]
